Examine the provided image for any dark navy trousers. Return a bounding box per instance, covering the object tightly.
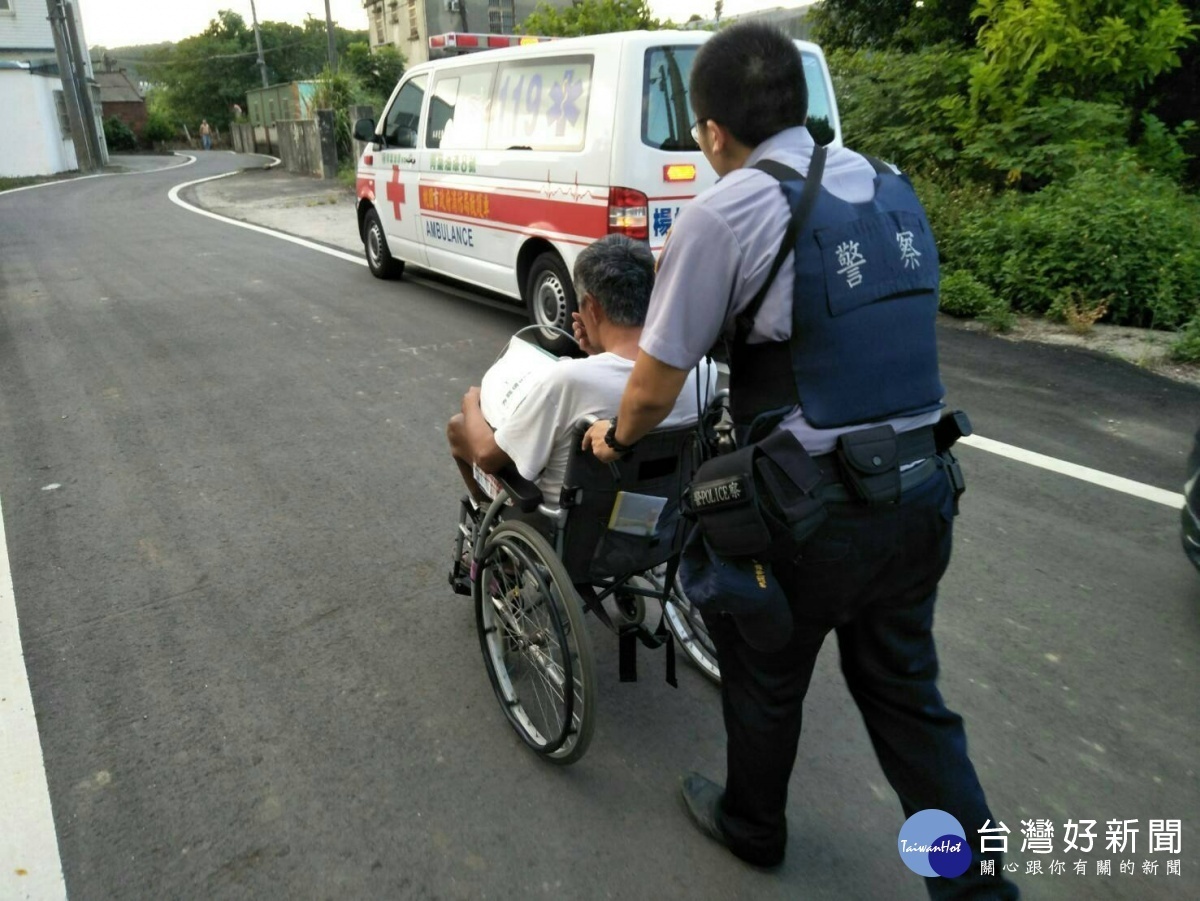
[702,457,1019,900]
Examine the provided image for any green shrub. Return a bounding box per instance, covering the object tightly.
[939,269,1016,331]
[1171,314,1200,363]
[312,67,360,162]
[143,110,176,145]
[957,98,1129,189]
[940,157,1200,330]
[826,46,973,175]
[103,116,137,152]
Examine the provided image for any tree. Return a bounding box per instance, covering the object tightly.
[520,0,672,36]
[808,0,981,51]
[343,42,406,103]
[970,0,1197,118]
[142,10,370,130]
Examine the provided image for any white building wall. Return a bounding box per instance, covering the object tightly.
[0,69,78,176]
[0,0,57,55]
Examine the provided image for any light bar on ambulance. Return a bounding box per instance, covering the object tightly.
[429,33,556,53]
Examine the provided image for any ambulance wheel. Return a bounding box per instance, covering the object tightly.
[474,520,596,764]
[525,252,577,337]
[364,208,404,279]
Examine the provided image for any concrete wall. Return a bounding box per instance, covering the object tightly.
[230,122,255,154]
[275,118,323,178]
[0,68,77,176]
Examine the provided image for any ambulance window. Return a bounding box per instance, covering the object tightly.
[642,46,698,151]
[801,52,835,146]
[487,56,592,152]
[383,74,427,148]
[427,66,495,150]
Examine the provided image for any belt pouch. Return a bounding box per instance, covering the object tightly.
[684,445,772,556]
[753,430,828,547]
[836,425,901,505]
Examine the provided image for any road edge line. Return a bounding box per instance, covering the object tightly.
[166,169,366,268]
[0,491,68,901]
[959,434,1185,508]
[0,154,196,198]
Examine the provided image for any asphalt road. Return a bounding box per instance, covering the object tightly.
[1,152,1197,901]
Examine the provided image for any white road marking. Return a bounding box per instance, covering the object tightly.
[959,434,1185,508]
[0,492,68,901]
[166,162,366,268]
[0,153,196,198]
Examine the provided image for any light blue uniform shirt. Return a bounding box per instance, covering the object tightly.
[639,126,942,455]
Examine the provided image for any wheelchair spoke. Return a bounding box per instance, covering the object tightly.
[474,521,596,763]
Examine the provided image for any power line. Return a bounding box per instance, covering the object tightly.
[93,37,313,68]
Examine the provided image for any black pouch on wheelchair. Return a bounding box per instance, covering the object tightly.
[835,424,901,506]
[683,430,828,557]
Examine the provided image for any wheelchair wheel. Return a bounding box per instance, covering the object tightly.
[664,576,722,686]
[474,520,596,764]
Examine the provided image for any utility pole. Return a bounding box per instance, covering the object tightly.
[64,1,105,165]
[249,0,268,88]
[324,0,338,71]
[44,0,94,171]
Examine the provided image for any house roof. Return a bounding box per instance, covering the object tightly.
[96,70,142,103]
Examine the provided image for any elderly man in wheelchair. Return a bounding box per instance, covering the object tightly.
[446,235,722,764]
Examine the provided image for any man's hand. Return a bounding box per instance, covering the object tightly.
[581,418,621,463]
[571,312,596,355]
[461,386,482,415]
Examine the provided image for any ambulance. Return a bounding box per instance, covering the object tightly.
[353,30,841,334]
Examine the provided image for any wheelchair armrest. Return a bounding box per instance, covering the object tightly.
[494,462,544,513]
[571,414,600,441]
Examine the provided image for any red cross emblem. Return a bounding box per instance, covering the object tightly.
[386,165,405,220]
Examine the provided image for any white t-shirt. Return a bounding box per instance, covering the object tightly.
[492,352,717,506]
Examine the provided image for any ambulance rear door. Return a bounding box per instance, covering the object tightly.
[613,36,716,257]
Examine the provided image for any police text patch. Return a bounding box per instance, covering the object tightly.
[688,475,752,512]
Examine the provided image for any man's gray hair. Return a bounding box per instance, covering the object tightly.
[572,234,656,327]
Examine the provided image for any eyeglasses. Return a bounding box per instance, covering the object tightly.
[689,117,710,144]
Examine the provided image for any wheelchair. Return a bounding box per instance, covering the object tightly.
[449,407,724,765]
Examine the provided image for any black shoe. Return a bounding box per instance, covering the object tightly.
[680,772,728,848]
[681,772,786,869]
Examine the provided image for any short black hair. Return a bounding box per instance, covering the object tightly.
[689,22,808,148]
[572,235,655,327]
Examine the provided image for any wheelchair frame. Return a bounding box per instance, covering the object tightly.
[450,409,725,765]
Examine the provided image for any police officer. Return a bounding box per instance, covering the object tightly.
[582,22,1019,900]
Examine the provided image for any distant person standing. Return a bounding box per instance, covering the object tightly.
[232,103,244,121]
[200,119,212,151]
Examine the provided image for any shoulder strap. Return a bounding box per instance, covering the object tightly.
[734,143,827,343]
[861,153,893,175]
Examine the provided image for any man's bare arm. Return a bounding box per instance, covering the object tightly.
[455,387,512,473]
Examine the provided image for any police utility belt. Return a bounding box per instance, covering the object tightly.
[681,411,971,559]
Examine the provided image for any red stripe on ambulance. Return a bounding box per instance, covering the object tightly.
[419,185,607,240]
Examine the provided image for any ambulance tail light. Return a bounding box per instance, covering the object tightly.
[608,187,648,240]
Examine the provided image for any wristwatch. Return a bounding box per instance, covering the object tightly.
[603,418,637,456]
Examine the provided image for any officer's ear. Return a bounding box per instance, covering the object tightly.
[707,120,730,155]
